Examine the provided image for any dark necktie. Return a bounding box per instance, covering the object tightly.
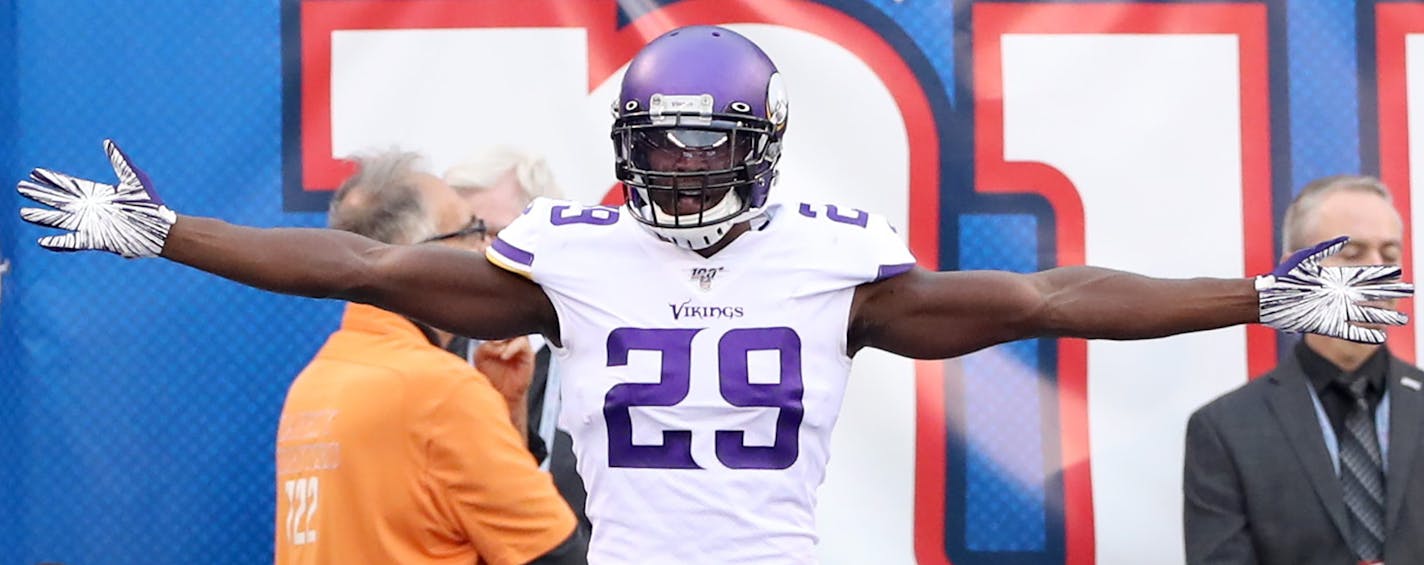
[1337,376,1386,560]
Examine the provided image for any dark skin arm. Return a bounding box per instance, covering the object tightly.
[161,216,560,343]
[162,216,1258,355]
[849,266,1259,358]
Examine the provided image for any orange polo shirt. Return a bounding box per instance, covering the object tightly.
[274,303,575,565]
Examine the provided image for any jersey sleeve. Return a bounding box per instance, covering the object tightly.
[858,211,917,283]
[782,203,918,297]
[485,197,625,285]
[423,374,577,565]
[483,197,558,280]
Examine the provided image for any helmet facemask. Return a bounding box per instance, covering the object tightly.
[613,95,780,250]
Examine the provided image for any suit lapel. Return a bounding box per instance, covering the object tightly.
[1386,358,1424,531]
[1264,356,1352,540]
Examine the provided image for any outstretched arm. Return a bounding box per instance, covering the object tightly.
[850,266,1256,359]
[852,238,1410,359]
[162,216,553,340]
[17,140,554,341]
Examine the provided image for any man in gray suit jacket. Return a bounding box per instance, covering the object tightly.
[1184,175,1424,564]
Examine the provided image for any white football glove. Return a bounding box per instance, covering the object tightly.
[1256,236,1413,344]
[17,139,176,258]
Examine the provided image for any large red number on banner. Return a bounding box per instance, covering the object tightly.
[913,5,1275,564]
[1374,3,1422,364]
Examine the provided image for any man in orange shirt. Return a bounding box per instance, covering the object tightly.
[274,151,584,565]
[444,147,591,541]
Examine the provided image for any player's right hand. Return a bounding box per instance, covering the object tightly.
[17,139,177,258]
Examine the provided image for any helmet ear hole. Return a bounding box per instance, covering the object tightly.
[729,101,752,114]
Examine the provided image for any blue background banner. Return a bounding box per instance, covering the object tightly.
[0,0,1405,563]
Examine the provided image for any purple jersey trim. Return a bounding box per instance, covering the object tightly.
[491,238,535,266]
[875,263,914,282]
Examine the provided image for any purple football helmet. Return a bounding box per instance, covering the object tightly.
[612,26,789,250]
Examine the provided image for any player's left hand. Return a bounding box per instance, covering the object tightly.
[474,336,535,401]
[1256,236,1414,343]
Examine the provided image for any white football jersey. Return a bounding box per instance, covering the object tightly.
[487,198,915,564]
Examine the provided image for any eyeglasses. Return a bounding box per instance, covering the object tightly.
[421,217,488,244]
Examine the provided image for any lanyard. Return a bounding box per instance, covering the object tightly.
[1305,382,1391,476]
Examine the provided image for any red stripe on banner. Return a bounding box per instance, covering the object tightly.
[1236,6,1276,379]
[970,4,1274,563]
[1375,3,1423,364]
[914,357,952,565]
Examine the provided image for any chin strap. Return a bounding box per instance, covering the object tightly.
[639,205,767,250]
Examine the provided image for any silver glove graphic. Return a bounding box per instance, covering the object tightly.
[17,140,176,258]
[1257,236,1413,344]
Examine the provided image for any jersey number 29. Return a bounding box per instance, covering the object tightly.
[603,327,803,470]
